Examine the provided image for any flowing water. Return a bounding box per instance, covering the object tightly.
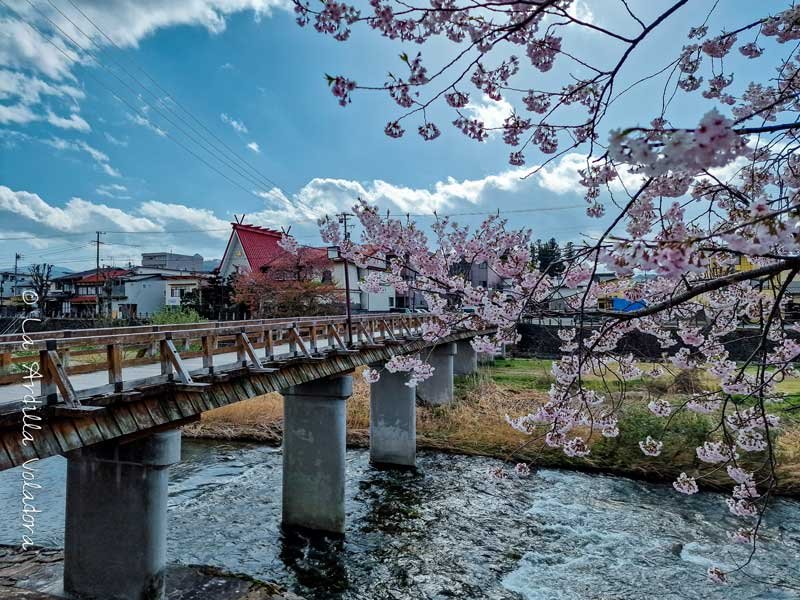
[1,439,798,599]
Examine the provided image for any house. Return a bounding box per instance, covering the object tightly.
[52,268,131,317]
[142,252,204,272]
[111,273,204,318]
[50,261,208,318]
[217,222,395,313]
[0,270,35,312]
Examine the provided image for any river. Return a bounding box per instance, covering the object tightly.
[1,439,798,599]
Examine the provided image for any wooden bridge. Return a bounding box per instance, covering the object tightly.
[0,313,484,600]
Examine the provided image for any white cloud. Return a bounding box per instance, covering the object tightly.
[0,186,157,233]
[463,95,513,130]
[45,110,91,132]
[0,159,599,269]
[0,186,234,268]
[0,18,78,81]
[569,0,594,23]
[0,69,89,130]
[44,137,121,178]
[139,201,232,239]
[249,167,530,228]
[128,113,167,137]
[96,184,130,199]
[0,2,285,141]
[246,141,260,153]
[221,112,248,134]
[536,152,643,195]
[0,103,38,125]
[707,155,750,183]
[38,1,285,49]
[104,132,129,147]
[0,69,83,105]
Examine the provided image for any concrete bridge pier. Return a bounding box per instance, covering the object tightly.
[282,374,351,534]
[453,340,478,376]
[369,366,416,468]
[63,428,181,600]
[416,342,457,406]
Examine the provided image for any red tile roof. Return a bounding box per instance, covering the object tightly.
[219,223,283,271]
[70,295,98,304]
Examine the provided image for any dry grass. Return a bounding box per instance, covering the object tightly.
[185,362,800,496]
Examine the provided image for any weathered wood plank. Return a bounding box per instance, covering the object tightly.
[50,419,84,454]
[30,422,63,460]
[143,398,170,426]
[0,436,16,469]
[71,417,105,447]
[173,392,199,418]
[90,411,123,442]
[108,405,142,437]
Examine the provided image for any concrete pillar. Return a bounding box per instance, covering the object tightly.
[282,374,351,534]
[416,343,456,406]
[63,429,181,600]
[453,340,478,376]
[370,366,416,468]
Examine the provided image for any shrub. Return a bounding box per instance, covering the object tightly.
[149,307,204,325]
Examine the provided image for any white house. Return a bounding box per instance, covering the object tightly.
[218,222,395,313]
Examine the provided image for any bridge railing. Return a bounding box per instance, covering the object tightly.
[0,313,436,412]
[0,313,423,380]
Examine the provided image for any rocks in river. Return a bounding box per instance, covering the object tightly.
[0,545,304,600]
[671,542,684,556]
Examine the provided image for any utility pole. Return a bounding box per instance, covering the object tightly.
[94,232,105,317]
[12,253,21,303]
[338,213,354,347]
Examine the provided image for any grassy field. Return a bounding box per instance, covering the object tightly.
[184,358,800,496]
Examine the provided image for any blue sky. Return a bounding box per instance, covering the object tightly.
[0,0,780,272]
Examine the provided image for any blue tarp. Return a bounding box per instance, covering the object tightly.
[611,297,647,312]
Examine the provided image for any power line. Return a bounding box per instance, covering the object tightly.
[0,204,591,243]
[0,228,231,241]
[2,0,277,203]
[60,0,284,193]
[404,204,587,218]
[41,0,282,194]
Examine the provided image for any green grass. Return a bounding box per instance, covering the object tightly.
[472,357,800,494]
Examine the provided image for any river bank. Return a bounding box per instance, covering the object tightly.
[184,358,800,497]
[0,546,304,599]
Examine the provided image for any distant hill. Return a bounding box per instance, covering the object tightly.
[50,266,74,277]
[201,259,220,272]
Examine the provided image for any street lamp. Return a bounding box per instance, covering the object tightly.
[327,245,354,347]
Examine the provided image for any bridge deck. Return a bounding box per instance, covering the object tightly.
[0,313,485,471]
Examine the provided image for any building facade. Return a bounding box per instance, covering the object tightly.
[141,252,204,272]
[217,223,396,313]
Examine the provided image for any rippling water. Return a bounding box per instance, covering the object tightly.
[1,439,798,599]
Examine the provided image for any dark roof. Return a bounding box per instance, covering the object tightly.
[78,269,130,284]
[53,267,127,282]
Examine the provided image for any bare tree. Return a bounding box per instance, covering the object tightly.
[28,263,53,315]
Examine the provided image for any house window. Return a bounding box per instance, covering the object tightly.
[389,297,394,307]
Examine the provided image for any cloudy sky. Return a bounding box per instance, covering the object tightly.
[0,0,769,272]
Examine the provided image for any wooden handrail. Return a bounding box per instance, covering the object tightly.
[0,314,444,404]
[0,312,416,344]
